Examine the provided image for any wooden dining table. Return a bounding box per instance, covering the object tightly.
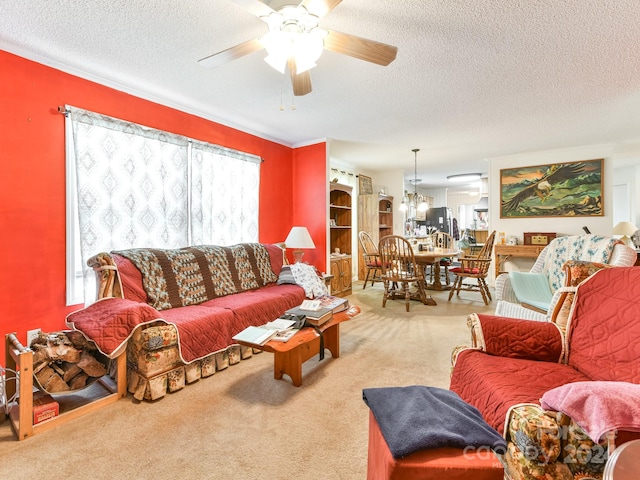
[413,247,461,291]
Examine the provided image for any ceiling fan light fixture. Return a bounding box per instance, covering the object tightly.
[264,53,287,73]
[261,5,325,75]
[293,32,324,73]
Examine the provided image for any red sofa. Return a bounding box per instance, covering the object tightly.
[67,243,306,400]
[450,266,640,479]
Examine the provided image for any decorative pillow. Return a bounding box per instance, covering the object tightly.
[554,261,612,329]
[540,381,640,443]
[277,265,297,285]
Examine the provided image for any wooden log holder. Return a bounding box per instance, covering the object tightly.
[5,332,126,440]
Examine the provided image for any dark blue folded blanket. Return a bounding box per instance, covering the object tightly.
[362,385,507,459]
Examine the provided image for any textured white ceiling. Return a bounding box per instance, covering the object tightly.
[2,0,640,190]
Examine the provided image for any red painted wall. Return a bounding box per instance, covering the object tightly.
[291,143,328,272]
[0,50,327,359]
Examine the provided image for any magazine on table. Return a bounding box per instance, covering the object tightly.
[264,318,299,343]
[233,318,299,345]
[232,326,279,346]
[316,295,350,313]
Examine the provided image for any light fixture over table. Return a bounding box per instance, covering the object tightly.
[447,173,482,182]
[400,149,429,213]
[285,226,316,263]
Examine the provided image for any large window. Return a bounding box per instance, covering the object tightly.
[65,106,260,305]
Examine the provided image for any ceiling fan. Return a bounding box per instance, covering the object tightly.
[198,0,398,96]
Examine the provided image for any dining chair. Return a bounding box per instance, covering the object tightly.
[448,230,496,305]
[378,235,427,312]
[429,231,454,286]
[358,231,382,289]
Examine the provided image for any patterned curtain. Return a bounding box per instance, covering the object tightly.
[190,140,260,245]
[68,107,260,304]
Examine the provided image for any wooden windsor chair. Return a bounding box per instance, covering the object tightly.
[358,231,382,289]
[448,230,496,305]
[378,235,427,312]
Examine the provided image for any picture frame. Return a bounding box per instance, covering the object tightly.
[500,159,603,218]
[358,174,373,195]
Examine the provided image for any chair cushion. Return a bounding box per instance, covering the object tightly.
[509,272,554,311]
[450,349,591,434]
[450,266,479,274]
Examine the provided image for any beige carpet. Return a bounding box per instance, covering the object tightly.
[0,282,494,479]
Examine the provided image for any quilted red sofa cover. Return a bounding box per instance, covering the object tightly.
[450,266,640,478]
[67,244,308,400]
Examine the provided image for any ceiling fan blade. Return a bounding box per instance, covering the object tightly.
[288,59,312,96]
[300,0,342,18]
[323,29,397,66]
[230,0,276,19]
[198,38,265,69]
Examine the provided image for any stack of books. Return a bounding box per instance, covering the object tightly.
[284,295,350,327]
[232,296,350,345]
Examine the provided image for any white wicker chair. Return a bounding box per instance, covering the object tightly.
[494,235,637,321]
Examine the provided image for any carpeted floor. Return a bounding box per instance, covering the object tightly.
[0,281,494,479]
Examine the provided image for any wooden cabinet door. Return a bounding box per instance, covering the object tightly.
[338,257,352,294]
[330,259,341,294]
[330,257,352,297]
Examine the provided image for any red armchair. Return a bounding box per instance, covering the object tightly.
[450,267,640,479]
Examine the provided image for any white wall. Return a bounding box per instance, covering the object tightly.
[487,143,640,276]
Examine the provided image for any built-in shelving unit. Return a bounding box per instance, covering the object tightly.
[357,193,393,281]
[329,183,353,297]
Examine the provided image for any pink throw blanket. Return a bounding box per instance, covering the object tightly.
[541,381,640,442]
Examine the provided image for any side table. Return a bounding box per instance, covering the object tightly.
[494,244,545,278]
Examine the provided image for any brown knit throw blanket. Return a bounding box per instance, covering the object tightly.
[114,244,277,310]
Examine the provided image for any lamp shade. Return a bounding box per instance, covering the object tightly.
[285,226,316,249]
[285,226,315,263]
[613,221,638,248]
[613,221,638,237]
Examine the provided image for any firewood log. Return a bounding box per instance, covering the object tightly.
[60,362,83,382]
[65,330,92,350]
[44,374,71,393]
[35,365,71,393]
[77,350,107,377]
[68,372,89,390]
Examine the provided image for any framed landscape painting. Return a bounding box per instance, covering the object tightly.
[500,159,603,218]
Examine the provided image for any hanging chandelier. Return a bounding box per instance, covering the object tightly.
[400,149,428,213]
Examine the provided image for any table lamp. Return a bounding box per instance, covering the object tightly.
[285,226,316,263]
[613,221,638,247]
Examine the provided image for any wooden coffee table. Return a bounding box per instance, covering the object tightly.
[237,306,360,386]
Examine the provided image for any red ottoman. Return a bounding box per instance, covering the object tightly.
[367,411,504,480]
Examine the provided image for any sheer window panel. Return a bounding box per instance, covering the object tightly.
[190,140,260,246]
[67,107,189,304]
[66,107,261,305]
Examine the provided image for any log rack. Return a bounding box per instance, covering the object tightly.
[4,333,126,440]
